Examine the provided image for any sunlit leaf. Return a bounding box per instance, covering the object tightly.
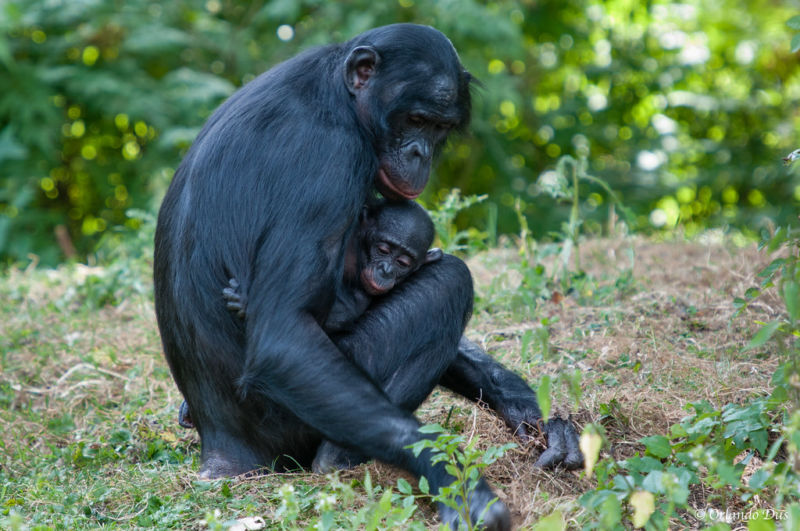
[745,320,782,350]
[579,428,602,477]
[537,375,551,422]
[532,510,565,531]
[629,490,655,528]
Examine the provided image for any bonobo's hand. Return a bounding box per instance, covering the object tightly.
[439,479,511,531]
[505,409,583,470]
[222,278,247,320]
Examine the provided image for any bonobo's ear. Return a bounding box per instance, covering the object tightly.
[425,248,444,264]
[344,46,379,95]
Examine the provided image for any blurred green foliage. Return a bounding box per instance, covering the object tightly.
[2,0,800,265]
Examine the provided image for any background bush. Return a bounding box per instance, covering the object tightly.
[2,0,800,265]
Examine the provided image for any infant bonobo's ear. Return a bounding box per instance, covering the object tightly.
[425,248,443,264]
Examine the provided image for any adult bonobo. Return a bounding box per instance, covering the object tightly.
[154,24,580,530]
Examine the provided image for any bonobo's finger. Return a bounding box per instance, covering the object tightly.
[561,420,584,470]
[534,419,566,468]
[222,287,238,301]
[228,278,240,290]
[439,480,511,531]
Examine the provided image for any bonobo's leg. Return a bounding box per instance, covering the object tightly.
[440,337,583,469]
[313,254,474,473]
[333,254,474,409]
[319,254,509,529]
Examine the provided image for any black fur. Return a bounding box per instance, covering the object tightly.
[155,24,579,531]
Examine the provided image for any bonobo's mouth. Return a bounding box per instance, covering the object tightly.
[361,269,392,296]
[377,168,423,200]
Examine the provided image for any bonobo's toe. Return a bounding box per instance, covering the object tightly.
[178,400,195,429]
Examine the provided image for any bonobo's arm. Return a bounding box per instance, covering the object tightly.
[440,337,583,469]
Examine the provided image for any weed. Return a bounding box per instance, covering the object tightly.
[409,425,515,531]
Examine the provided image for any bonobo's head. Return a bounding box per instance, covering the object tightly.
[358,201,443,296]
[343,24,473,200]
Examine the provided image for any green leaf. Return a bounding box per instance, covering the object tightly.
[640,435,671,459]
[782,280,799,323]
[537,375,552,422]
[788,15,800,30]
[379,489,393,513]
[748,468,770,490]
[397,478,412,495]
[747,511,776,531]
[532,510,565,531]
[418,424,445,434]
[750,429,768,454]
[792,33,800,53]
[744,287,761,299]
[600,495,621,528]
[418,476,429,494]
[717,462,741,487]
[745,320,782,350]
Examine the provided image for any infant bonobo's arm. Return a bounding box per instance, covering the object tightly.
[324,287,372,332]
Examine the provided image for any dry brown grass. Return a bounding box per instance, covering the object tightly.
[0,234,782,529]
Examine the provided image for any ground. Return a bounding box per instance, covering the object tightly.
[0,234,782,529]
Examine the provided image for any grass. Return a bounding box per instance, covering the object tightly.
[0,232,790,529]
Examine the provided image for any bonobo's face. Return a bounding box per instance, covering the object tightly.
[357,201,442,296]
[344,24,472,200]
[359,235,421,296]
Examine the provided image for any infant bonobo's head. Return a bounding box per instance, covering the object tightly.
[358,201,443,296]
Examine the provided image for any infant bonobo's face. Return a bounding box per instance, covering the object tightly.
[360,237,421,295]
[358,202,443,296]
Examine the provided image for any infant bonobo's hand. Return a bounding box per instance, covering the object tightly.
[222,278,247,320]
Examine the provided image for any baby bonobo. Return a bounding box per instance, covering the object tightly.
[177,200,441,430]
[226,199,441,331]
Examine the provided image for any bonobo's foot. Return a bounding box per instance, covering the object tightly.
[222,278,247,320]
[198,453,245,479]
[178,400,195,429]
[534,417,583,470]
[439,479,511,531]
[311,440,367,473]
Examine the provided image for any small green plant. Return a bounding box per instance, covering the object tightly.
[578,219,800,529]
[408,425,515,531]
[425,189,489,254]
[535,154,634,287]
[264,471,426,530]
[734,225,800,407]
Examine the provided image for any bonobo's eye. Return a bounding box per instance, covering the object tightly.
[408,114,426,126]
[396,255,412,268]
[377,243,391,255]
